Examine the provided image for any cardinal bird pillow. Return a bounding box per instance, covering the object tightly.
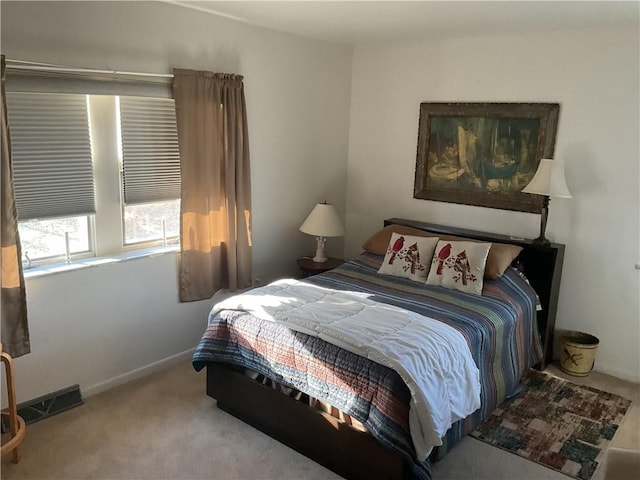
[426,240,491,295]
[377,233,439,282]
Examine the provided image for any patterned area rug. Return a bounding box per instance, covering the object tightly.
[471,370,632,480]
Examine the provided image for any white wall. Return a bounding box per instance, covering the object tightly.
[22,254,212,400]
[1,1,352,402]
[347,28,640,382]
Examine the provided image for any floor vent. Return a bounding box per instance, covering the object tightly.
[14,385,83,426]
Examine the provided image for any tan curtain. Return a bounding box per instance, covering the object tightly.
[173,69,252,302]
[1,56,30,357]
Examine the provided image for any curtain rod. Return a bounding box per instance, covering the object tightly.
[6,59,174,79]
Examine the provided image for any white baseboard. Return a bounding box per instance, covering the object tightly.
[82,347,195,398]
[593,363,640,384]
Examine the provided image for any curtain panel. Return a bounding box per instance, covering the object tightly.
[1,56,30,357]
[173,69,252,302]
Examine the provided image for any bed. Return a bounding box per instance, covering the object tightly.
[192,218,565,480]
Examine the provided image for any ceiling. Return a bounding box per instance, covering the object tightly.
[166,1,639,45]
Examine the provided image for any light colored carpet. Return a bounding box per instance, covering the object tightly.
[2,361,638,480]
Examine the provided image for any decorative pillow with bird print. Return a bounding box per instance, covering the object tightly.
[426,240,491,295]
[377,233,439,282]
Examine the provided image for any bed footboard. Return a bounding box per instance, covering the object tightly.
[206,363,408,480]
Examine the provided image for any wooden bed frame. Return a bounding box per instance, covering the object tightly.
[205,219,565,480]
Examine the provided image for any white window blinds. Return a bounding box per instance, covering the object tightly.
[6,92,95,220]
[119,96,180,204]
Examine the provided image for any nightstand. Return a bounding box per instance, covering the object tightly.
[297,257,344,278]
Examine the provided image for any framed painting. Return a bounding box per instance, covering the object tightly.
[413,102,560,213]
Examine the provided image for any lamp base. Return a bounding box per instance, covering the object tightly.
[312,236,327,263]
[531,196,551,246]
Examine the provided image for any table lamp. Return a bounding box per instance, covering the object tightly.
[522,158,572,245]
[299,202,344,262]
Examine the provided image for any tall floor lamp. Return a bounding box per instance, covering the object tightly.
[299,202,344,263]
[522,158,572,245]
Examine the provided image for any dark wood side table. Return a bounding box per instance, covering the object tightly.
[297,257,344,278]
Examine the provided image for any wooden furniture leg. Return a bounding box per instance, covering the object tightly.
[1,344,26,463]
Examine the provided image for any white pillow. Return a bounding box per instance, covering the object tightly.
[378,233,439,282]
[426,240,491,295]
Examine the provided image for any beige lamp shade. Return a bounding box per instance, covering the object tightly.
[299,203,344,237]
[522,159,572,198]
[300,203,344,262]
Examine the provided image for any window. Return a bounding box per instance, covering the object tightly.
[118,96,181,245]
[18,216,91,265]
[6,92,94,262]
[6,91,181,265]
[123,200,180,245]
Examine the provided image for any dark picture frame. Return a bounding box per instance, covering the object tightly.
[413,102,560,213]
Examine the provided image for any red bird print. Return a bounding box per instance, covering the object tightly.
[436,243,452,274]
[388,236,405,264]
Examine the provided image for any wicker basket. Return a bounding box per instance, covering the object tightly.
[560,331,599,376]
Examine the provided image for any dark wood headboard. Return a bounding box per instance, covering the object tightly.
[384,218,565,370]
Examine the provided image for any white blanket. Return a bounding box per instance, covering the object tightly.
[211,279,481,461]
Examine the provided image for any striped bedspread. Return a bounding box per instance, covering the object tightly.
[193,252,543,479]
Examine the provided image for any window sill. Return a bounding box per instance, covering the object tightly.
[23,244,180,279]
